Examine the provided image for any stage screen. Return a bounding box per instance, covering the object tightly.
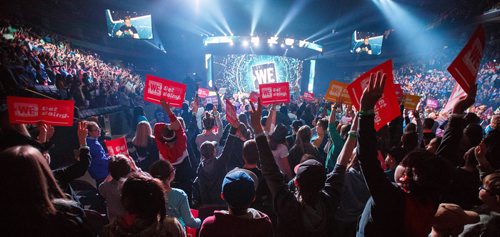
[105,9,153,39]
[350,30,383,55]
[212,54,303,94]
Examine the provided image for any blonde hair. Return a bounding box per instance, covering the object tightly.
[132,121,154,148]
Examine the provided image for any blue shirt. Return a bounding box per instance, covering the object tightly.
[86,137,109,181]
[166,188,201,228]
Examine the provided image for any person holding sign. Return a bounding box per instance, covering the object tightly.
[356,72,452,237]
[153,99,192,198]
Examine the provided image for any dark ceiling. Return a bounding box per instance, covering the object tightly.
[1,0,497,80]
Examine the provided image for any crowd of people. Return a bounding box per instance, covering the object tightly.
[1,16,500,237]
[0,20,144,109]
[1,66,500,237]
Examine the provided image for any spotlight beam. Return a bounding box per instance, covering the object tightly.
[251,0,265,36]
[275,0,312,36]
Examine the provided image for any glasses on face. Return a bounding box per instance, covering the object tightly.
[479,185,492,194]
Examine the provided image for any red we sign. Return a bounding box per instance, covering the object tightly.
[347,60,400,131]
[7,96,75,126]
[447,25,486,94]
[144,74,186,108]
[105,137,129,156]
[259,82,290,105]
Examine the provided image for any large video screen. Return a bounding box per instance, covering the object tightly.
[212,54,303,94]
[105,9,153,39]
[350,31,383,55]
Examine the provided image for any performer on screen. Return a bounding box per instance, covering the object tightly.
[115,16,139,39]
[355,38,373,55]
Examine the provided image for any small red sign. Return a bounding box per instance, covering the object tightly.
[225,99,237,125]
[144,74,186,108]
[426,98,439,109]
[249,91,259,103]
[7,96,74,126]
[104,137,129,156]
[259,82,290,105]
[197,88,210,98]
[447,25,486,94]
[303,92,315,101]
[203,95,219,106]
[346,60,401,131]
[394,84,403,101]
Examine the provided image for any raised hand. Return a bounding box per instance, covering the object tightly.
[160,99,173,115]
[360,71,386,111]
[77,121,88,147]
[249,98,264,134]
[452,83,477,114]
[46,124,55,141]
[474,142,487,165]
[37,122,48,143]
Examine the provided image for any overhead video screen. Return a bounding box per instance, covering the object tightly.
[350,30,383,55]
[105,9,153,39]
[212,54,303,94]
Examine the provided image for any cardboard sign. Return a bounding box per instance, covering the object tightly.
[259,82,290,105]
[104,137,129,156]
[346,60,401,131]
[197,88,210,98]
[225,99,238,125]
[7,96,74,126]
[325,80,352,104]
[426,98,439,109]
[144,74,186,108]
[249,91,259,103]
[441,83,467,113]
[303,92,315,101]
[394,84,403,101]
[403,95,421,110]
[447,25,486,94]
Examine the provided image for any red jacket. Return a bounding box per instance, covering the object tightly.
[200,209,273,237]
[153,114,187,165]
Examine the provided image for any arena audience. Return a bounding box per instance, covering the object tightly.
[1,16,500,237]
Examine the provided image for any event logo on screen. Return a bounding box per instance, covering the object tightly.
[252,63,277,86]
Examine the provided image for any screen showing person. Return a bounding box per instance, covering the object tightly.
[116,16,139,39]
[350,30,383,55]
[355,38,373,55]
[105,9,153,40]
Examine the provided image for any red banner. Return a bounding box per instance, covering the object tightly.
[144,74,186,108]
[225,99,237,125]
[303,92,315,101]
[197,88,210,98]
[346,60,400,131]
[441,83,467,113]
[104,137,129,156]
[259,82,290,105]
[426,98,439,109]
[249,91,259,103]
[447,25,486,94]
[7,96,74,126]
